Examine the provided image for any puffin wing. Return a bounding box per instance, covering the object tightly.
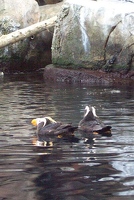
[37,122,45,132]
[79,119,95,127]
[38,122,61,135]
[55,123,78,136]
[95,116,105,127]
[56,123,75,129]
[37,122,77,138]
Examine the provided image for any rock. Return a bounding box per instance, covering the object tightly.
[0,0,40,73]
[24,2,63,72]
[0,0,40,28]
[0,0,63,73]
[40,2,63,20]
[43,64,134,84]
[52,0,134,73]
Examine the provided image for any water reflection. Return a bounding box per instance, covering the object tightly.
[0,74,134,200]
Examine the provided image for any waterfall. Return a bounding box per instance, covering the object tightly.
[79,7,90,53]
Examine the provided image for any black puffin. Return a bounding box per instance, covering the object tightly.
[78,106,112,136]
[31,116,78,141]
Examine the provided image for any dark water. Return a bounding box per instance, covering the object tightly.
[0,74,134,200]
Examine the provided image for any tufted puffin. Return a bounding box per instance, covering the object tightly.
[31,117,78,141]
[78,106,112,136]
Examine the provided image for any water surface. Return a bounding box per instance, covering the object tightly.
[0,74,134,200]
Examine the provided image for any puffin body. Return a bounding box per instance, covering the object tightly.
[31,117,78,141]
[78,106,112,136]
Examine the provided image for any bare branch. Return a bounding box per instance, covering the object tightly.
[0,16,57,49]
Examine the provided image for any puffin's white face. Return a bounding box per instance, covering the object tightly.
[31,118,47,126]
[31,117,57,127]
[37,118,47,125]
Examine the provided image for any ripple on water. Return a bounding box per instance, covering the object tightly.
[0,75,134,199]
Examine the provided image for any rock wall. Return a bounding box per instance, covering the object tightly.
[0,0,40,27]
[0,0,40,73]
[0,0,63,73]
[52,0,134,73]
[26,2,63,72]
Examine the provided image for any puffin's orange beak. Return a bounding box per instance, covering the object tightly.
[31,119,37,126]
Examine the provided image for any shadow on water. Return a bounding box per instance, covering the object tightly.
[0,73,134,200]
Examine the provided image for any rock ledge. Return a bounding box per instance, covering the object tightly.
[43,64,134,85]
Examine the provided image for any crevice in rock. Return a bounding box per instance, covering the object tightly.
[36,0,62,6]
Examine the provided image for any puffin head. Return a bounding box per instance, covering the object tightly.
[84,106,98,118]
[31,117,57,127]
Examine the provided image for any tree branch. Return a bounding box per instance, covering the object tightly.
[0,16,57,49]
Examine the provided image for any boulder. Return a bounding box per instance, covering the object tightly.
[43,64,134,84]
[25,2,63,72]
[40,2,63,20]
[0,0,40,28]
[0,0,40,73]
[52,0,134,73]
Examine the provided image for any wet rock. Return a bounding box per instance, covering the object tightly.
[52,0,134,73]
[0,0,63,73]
[40,2,63,20]
[0,0,40,73]
[43,64,134,84]
[24,2,63,72]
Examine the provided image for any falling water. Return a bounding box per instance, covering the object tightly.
[79,7,90,53]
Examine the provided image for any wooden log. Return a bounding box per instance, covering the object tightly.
[0,16,57,49]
